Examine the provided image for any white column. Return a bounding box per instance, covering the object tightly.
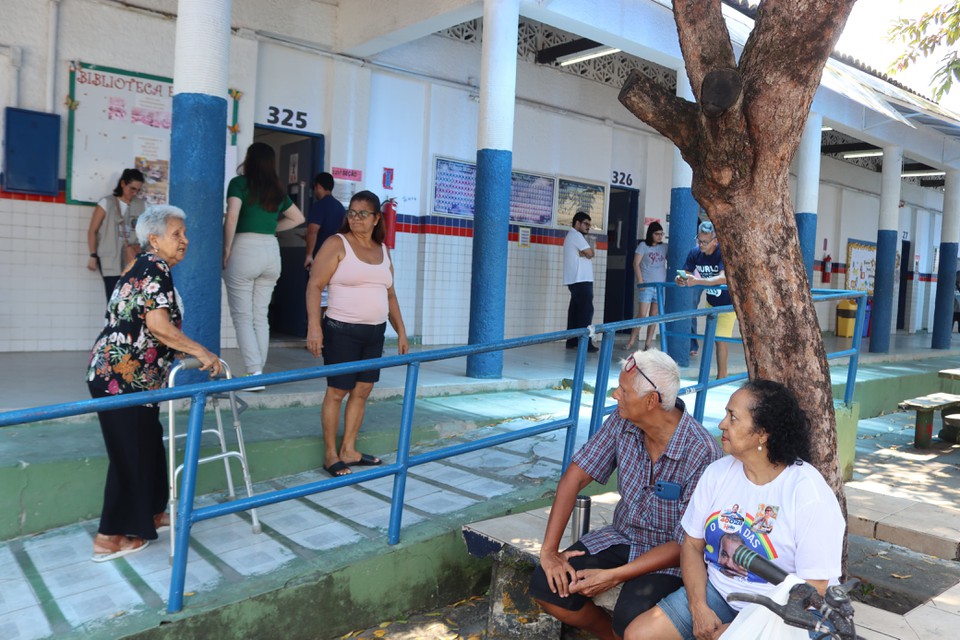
[879,146,903,232]
[477,0,518,151]
[944,170,960,245]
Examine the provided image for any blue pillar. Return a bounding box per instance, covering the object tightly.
[795,212,817,281]
[466,0,518,378]
[870,146,902,353]
[665,68,698,367]
[795,113,822,283]
[170,94,227,360]
[933,244,958,348]
[871,230,897,352]
[168,0,231,381]
[467,149,511,377]
[666,187,699,367]
[933,170,960,349]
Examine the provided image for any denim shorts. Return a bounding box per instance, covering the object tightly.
[656,581,737,640]
[637,286,659,304]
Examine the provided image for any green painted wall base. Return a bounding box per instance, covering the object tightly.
[835,401,859,481]
[121,530,492,640]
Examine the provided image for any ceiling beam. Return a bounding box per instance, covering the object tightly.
[535,38,603,64]
[820,142,879,154]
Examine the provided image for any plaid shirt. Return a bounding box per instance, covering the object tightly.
[572,400,721,576]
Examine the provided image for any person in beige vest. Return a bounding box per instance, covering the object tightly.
[87,169,146,300]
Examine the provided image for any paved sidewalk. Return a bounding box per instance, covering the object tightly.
[2,332,960,638]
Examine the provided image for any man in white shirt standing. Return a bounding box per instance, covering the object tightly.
[563,211,597,352]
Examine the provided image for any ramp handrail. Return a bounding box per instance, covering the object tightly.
[0,287,866,613]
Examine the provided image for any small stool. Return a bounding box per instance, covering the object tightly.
[941,413,960,445]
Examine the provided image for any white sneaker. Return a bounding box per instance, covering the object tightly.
[243,371,265,392]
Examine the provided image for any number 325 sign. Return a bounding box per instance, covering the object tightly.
[264,105,310,130]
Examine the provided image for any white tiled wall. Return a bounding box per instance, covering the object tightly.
[0,198,104,352]
[415,232,607,346]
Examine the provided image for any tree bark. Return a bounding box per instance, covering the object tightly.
[619,0,858,507]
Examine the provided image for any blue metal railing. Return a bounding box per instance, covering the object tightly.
[0,286,865,612]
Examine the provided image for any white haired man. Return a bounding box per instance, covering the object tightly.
[529,349,721,639]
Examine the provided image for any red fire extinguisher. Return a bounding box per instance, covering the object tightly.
[382,197,397,249]
[822,253,832,284]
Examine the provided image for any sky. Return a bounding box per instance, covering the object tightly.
[835,0,960,114]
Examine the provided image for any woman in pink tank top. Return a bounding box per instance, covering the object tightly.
[306,191,408,477]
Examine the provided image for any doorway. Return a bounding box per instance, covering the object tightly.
[896,238,910,331]
[603,187,640,327]
[251,126,325,339]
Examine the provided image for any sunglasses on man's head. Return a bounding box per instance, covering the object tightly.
[624,355,663,403]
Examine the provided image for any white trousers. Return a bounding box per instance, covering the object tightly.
[223,233,281,374]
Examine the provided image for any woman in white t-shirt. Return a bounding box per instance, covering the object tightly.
[626,221,667,351]
[624,379,844,640]
[86,169,146,300]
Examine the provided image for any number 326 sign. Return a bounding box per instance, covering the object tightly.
[263,104,310,130]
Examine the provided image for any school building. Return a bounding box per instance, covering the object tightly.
[1,0,958,362]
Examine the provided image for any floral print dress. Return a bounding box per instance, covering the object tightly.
[87,253,182,398]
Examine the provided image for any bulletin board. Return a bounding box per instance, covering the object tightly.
[433,157,556,226]
[846,238,877,294]
[557,178,606,231]
[66,62,173,205]
[509,170,554,226]
[433,157,477,216]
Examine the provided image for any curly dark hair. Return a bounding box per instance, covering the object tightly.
[740,379,812,466]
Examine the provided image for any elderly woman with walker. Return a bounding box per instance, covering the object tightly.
[87,205,221,562]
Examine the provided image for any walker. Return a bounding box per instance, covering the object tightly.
[165,358,261,562]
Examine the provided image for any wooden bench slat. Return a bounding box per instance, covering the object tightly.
[898,393,960,410]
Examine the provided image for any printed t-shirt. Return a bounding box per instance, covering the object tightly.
[682,247,731,306]
[680,455,845,611]
[637,242,668,283]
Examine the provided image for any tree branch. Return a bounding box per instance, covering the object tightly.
[739,0,857,169]
[673,0,737,100]
[619,70,700,156]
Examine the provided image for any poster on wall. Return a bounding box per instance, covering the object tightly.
[67,62,173,205]
[557,178,606,231]
[433,157,477,216]
[510,171,554,226]
[846,238,877,294]
[433,156,558,226]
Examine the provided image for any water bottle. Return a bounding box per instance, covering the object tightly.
[570,495,591,543]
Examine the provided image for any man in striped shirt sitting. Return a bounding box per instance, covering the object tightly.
[529,349,721,640]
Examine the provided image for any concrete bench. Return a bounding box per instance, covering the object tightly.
[898,392,960,448]
[462,493,620,639]
[936,370,960,444]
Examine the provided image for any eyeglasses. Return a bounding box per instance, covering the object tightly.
[696,236,716,247]
[346,209,376,220]
[624,355,663,403]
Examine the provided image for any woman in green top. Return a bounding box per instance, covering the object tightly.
[223,142,304,383]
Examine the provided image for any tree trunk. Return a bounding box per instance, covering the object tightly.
[619,0,859,508]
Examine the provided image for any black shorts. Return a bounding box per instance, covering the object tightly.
[529,542,683,637]
[322,316,386,390]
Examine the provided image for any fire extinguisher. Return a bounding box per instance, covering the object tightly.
[822,253,832,284]
[383,198,397,249]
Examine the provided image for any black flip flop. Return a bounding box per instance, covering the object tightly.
[323,461,352,477]
[352,453,383,466]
